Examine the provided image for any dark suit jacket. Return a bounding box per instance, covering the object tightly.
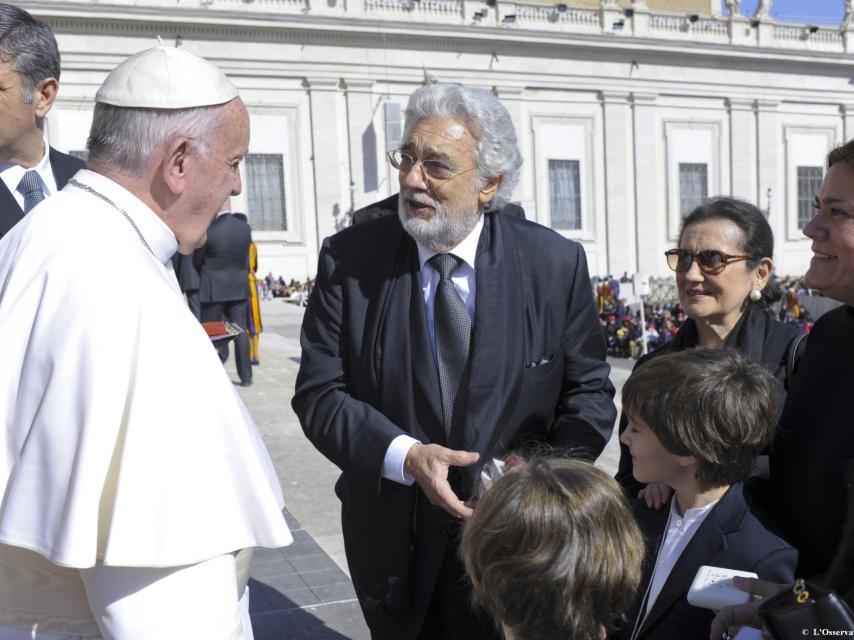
[350,193,525,225]
[0,147,85,238]
[614,484,797,640]
[292,210,615,637]
[195,212,251,303]
[172,253,201,293]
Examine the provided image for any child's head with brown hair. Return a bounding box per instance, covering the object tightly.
[620,347,777,491]
[460,458,644,640]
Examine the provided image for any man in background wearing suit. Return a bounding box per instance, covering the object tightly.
[172,251,202,320]
[293,84,616,639]
[0,4,84,239]
[197,198,253,387]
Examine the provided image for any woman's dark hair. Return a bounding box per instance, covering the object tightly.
[679,196,779,305]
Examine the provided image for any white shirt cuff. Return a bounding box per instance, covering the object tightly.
[382,435,420,485]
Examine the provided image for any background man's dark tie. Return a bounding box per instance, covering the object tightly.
[17,170,45,213]
[428,253,471,433]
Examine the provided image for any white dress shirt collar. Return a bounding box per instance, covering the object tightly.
[0,145,58,208]
[67,169,179,266]
[415,215,484,272]
[643,496,720,619]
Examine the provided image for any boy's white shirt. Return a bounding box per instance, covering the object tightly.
[644,497,720,616]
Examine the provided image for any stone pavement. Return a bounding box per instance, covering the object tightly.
[227,299,632,639]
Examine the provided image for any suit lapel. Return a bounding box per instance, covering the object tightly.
[0,180,23,237]
[637,487,746,638]
[453,213,524,489]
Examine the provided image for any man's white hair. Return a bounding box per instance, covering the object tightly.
[402,84,522,208]
[86,103,224,173]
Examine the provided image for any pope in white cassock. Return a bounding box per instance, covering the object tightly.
[0,45,292,639]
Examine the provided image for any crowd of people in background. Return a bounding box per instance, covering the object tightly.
[594,274,818,359]
[260,272,315,304]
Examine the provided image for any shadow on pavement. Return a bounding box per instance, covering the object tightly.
[250,578,355,640]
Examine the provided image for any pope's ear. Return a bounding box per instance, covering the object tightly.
[478,175,503,206]
[161,138,191,195]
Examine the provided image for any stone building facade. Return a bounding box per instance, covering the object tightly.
[25,0,854,278]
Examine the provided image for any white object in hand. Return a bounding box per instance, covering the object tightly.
[686,565,758,611]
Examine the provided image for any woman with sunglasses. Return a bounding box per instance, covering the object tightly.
[616,196,807,506]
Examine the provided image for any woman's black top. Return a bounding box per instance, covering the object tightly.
[615,302,804,497]
[767,305,854,577]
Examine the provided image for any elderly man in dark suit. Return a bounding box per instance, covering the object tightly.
[197,199,253,386]
[0,4,84,239]
[293,84,615,640]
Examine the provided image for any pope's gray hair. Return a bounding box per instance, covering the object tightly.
[0,3,61,104]
[86,103,224,174]
[402,84,522,208]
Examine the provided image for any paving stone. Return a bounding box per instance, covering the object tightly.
[253,579,322,611]
[251,607,356,640]
[288,553,339,574]
[250,558,296,580]
[282,541,324,560]
[300,567,351,588]
[311,582,358,603]
[252,545,291,563]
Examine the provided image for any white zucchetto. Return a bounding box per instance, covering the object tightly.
[96,45,239,109]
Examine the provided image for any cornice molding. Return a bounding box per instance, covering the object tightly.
[725,98,754,111]
[34,8,854,73]
[599,90,631,104]
[631,92,658,105]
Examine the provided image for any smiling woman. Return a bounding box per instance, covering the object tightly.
[803,151,854,303]
[763,140,854,596]
[615,197,806,503]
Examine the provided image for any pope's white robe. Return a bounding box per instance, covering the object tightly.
[0,170,293,638]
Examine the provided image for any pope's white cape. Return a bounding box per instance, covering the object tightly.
[0,170,292,569]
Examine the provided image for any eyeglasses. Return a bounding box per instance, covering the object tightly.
[387,149,471,181]
[664,248,750,275]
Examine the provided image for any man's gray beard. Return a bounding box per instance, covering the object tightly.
[398,190,482,253]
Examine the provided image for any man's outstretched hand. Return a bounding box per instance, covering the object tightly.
[404,443,479,519]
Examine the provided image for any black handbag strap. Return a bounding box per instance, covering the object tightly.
[785,332,808,389]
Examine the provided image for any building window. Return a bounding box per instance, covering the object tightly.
[679,163,708,216]
[384,102,402,152]
[245,154,287,231]
[797,166,823,229]
[548,159,581,230]
[68,150,88,162]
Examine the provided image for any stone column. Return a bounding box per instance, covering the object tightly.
[755,99,781,236]
[631,0,650,38]
[631,93,659,276]
[493,86,527,206]
[343,79,381,212]
[305,77,349,245]
[600,1,624,35]
[842,104,854,142]
[601,91,636,275]
[727,98,756,201]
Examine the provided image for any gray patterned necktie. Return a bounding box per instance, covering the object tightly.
[17,170,45,213]
[428,253,471,433]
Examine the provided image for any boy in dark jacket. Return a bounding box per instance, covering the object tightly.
[615,349,797,640]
